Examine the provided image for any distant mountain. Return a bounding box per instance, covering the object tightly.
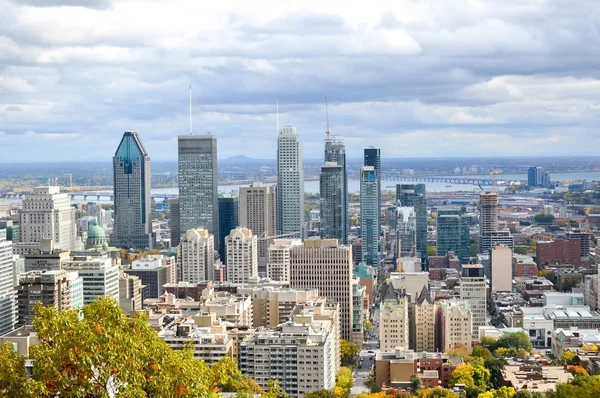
[220,155,274,166]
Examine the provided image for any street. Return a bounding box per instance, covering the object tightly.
[350,307,381,397]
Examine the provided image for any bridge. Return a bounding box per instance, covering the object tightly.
[0,191,178,201]
[380,175,527,186]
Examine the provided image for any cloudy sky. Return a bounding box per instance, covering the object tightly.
[2,0,600,162]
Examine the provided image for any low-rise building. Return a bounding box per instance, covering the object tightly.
[118,272,145,314]
[62,255,119,304]
[126,254,176,299]
[199,290,253,327]
[552,328,600,358]
[16,270,73,326]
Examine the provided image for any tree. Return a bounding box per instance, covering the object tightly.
[9,297,217,397]
[449,363,475,388]
[538,269,548,278]
[485,357,507,389]
[210,356,262,394]
[420,387,460,397]
[0,342,44,397]
[428,246,437,256]
[478,387,516,398]
[263,379,289,398]
[410,374,423,393]
[492,331,532,354]
[514,246,528,255]
[471,345,493,360]
[514,391,545,398]
[445,345,469,359]
[306,390,337,398]
[354,393,387,398]
[334,367,353,398]
[340,340,359,367]
[561,351,579,366]
[364,318,373,334]
[568,365,589,377]
[534,213,555,224]
[478,336,496,349]
[470,243,479,257]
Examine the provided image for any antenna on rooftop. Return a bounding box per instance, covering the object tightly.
[276,100,280,133]
[325,96,330,137]
[189,84,193,135]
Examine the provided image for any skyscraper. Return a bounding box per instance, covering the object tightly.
[364,148,381,240]
[479,192,498,236]
[320,162,344,242]
[226,227,258,283]
[396,184,427,266]
[169,198,180,248]
[218,193,239,262]
[361,166,379,266]
[396,206,417,259]
[0,229,16,335]
[180,229,215,283]
[277,125,304,238]
[325,138,347,243]
[460,264,486,340]
[239,184,276,271]
[436,208,470,263]
[111,131,152,249]
[528,166,551,188]
[178,135,219,249]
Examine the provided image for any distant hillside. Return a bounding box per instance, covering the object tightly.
[220,155,274,166]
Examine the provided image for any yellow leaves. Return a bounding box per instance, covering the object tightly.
[94,323,104,335]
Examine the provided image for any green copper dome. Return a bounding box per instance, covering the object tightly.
[88,225,106,239]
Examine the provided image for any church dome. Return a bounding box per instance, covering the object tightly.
[88,225,106,239]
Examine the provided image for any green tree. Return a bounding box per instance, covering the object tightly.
[210,356,262,394]
[445,344,470,359]
[0,342,44,397]
[561,351,579,366]
[484,357,507,389]
[514,246,528,255]
[340,340,359,367]
[492,331,533,354]
[306,390,337,398]
[471,345,493,360]
[410,374,423,393]
[534,213,555,224]
[364,318,373,334]
[420,387,460,397]
[478,387,516,398]
[428,246,437,256]
[334,367,353,398]
[263,379,289,398]
[470,243,479,257]
[514,391,546,398]
[478,336,496,349]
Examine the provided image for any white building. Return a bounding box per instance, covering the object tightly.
[199,290,253,327]
[180,229,215,283]
[439,299,472,351]
[491,245,513,292]
[240,319,337,397]
[126,254,177,299]
[239,184,277,270]
[226,227,258,283]
[352,278,366,347]
[379,283,409,352]
[15,186,78,255]
[289,238,353,341]
[267,239,302,282]
[0,229,16,335]
[460,264,487,340]
[396,206,417,258]
[62,255,119,304]
[276,125,304,239]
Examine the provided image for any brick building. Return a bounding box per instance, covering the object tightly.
[536,239,581,267]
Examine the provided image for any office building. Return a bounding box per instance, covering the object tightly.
[240,315,338,397]
[479,192,498,236]
[396,206,416,259]
[379,285,409,352]
[118,272,144,314]
[528,166,551,188]
[276,125,304,238]
[126,254,177,298]
[536,238,582,266]
[490,245,513,292]
[411,287,436,352]
[320,162,345,242]
[361,166,379,266]
[352,279,366,347]
[239,184,276,270]
[438,300,472,351]
[566,231,592,258]
[62,255,119,305]
[0,229,16,335]
[111,131,153,250]
[16,270,73,326]
[178,135,219,249]
[267,239,302,282]
[169,198,180,247]
[478,231,515,255]
[396,184,427,265]
[226,227,258,283]
[15,186,78,255]
[289,238,353,340]
[324,137,348,243]
[218,193,239,262]
[364,148,381,241]
[459,264,487,340]
[436,208,470,263]
[179,229,215,284]
[67,271,83,310]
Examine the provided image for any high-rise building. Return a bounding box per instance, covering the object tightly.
[396,184,427,266]
[111,131,153,250]
[364,148,381,241]
[226,227,258,283]
[379,284,409,352]
[325,138,348,243]
[436,208,470,263]
[460,264,486,340]
[16,270,72,326]
[566,231,592,258]
[490,245,513,292]
[179,229,215,283]
[125,254,176,299]
[320,162,344,242]
[410,286,436,352]
[289,238,353,340]
[479,192,498,236]
[352,278,366,347]
[267,239,302,282]
[0,229,16,335]
[178,135,219,249]
[276,125,304,238]
[62,256,119,305]
[169,198,180,248]
[528,166,551,188]
[15,186,78,255]
[438,299,472,351]
[239,184,276,271]
[396,206,417,259]
[218,194,239,262]
[361,166,380,266]
[118,272,144,314]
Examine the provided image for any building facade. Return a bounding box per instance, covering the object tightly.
[180,229,215,283]
[118,272,144,314]
[267,239,302,282]
[324,138,348,243]
[364,148,381,243]
[217,194,238,263]
[396,184,427,265]
[0,229,16,335]
[396,206,417,260]
[111,131,153,249]
[361,166,379,266]
[226,227,258,283]
[379,285,409,352]
[438,300,472,351]
[320,162,345,242]
[126,254,177,299]
[16,270,72,326]
[62,256,119,304]
[459,264,487,340]
[491,245,513,292]
[277,125,304,238]
[169,198,180,247]
[239,184,276,270]
[178,135,219,249]
[411,286,436,352]
[436,208,470,263]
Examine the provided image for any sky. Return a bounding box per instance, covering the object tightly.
[2,0,600,162]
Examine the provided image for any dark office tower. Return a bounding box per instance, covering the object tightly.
[528,166,551,188]
[169,198,180,247]
[361,166,380,266]
[320,162,344,241]
[178,135,219,250]
[364,148,381,240]
[218,193,239,262]
[396,184,427,266]
[436,208,470,263]
[324,138,347,243]
[112,131,153,249]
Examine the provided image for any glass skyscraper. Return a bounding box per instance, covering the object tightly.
[112,131,153,249]
[364,148,381,241]
[277,125,304,238]
[396,184,427,266]
[324,138,347,243]
[436,208,470,263]
[320,162,344,241]
[178,135,219,249]
[218,194,238,262]
[361,166,379,266]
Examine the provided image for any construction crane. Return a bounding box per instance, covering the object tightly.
[490,170,503,192]
[325,96,330,137]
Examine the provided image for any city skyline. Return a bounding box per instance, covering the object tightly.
[3,1,600,162]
